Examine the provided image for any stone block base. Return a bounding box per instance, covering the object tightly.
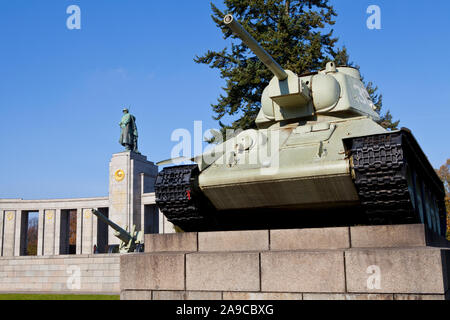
[121,224,450,300]
[0,254,120,294]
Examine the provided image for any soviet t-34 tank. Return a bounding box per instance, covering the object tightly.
[155,15,447,235]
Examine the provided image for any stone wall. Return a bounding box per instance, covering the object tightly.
[0,151,162,258]
[0,199,109,257]
[121,224,450,300]
[0,254,120,294]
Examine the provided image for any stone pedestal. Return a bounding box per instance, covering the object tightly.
[109,152,158,245]
[120,224,450,300]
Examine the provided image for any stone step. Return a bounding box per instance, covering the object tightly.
[144,224,449,253]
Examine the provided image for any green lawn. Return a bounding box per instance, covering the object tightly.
[0,294,119,300]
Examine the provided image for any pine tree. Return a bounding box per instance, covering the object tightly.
[195,0,399,135]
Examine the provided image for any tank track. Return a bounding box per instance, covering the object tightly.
[155,165,215,232]
[345,129,447,235]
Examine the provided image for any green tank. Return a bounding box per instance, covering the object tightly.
[155,15,447,235]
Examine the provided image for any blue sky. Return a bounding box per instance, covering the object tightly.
[0,0,449,199]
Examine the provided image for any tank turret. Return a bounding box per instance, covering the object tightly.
[224,15,380,128]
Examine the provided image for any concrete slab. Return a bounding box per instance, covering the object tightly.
[345,294,394,300]
[345,248,447,294]
[303,294,393,300]
[223,292,302,300]
[270,227,350,250]
[302,294,346,300]
[198,230,269,252]
[152,291,222,300]
[120,290,152,300]
[394,294,446,300]
[186,252,260,292]
[145,233,197,253]
[261,251,345,293]
[120,253,185,291]
[350,224,427,248]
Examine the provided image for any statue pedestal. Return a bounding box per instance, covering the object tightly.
[108,151,158,245]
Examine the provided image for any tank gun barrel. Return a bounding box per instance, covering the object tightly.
[223,14,288,81]
[91,209,133,244]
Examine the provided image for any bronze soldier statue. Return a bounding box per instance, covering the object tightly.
[119,108,139,153]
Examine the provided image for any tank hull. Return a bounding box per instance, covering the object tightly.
[201,170,358,211]
[196,116,383,211]
[155,117,447,235]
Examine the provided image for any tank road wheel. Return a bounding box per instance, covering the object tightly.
[155,165,217,232]
[345,129,447,236]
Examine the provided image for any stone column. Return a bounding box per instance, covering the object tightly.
[43,210,56,256]
[92,211,98,253]
[108,151,157,245]
[81,209,94,254]
[37,209,45,256]
[2,210,16,256]
[54,209,61,255]
[164,216,176,234]
[14,211,23,256]
[0,210,3,256]
[159,209,175,234]
[76,208,82,255]
[159,208,164,234]
[140,173,145,235]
